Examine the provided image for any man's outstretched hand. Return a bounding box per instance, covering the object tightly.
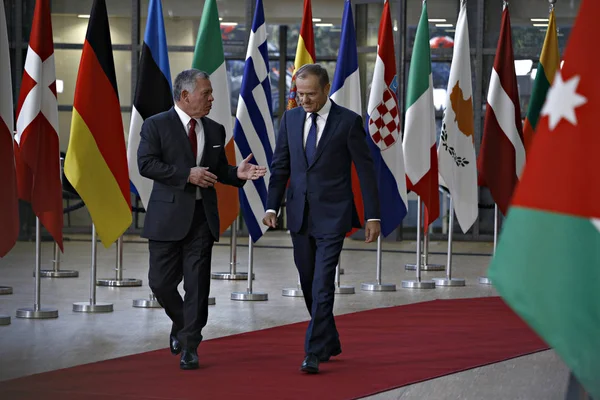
[237,153,267,181]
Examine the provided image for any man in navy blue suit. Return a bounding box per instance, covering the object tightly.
[263,64,381,374]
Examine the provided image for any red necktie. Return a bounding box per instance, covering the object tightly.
[189,118,197,161]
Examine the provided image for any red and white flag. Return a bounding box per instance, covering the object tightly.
[15,0,63,249]
[0,1,19,257]
[477,4,525,215]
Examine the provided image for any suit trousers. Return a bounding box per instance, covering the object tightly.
[290,202,345,358]
[148,200,214,349]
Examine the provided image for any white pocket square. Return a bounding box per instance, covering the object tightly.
[212,145,221,148]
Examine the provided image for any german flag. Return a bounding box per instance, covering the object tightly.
[64,0,131,247]
[287,0,316,110]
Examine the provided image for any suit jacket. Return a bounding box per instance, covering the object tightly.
[138,107,244,242]
[267,101,380,235]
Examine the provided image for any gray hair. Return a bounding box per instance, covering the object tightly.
[296,64,329,89]
[173,69,210,101]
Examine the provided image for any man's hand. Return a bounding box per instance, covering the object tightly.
[189,167,218,188]
[364,221,381,243]
[262,211,277,228]
[237,153,267,181]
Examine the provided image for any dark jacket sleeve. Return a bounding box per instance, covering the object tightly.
[214,124,245,188]
[266,111,291,212]
[347,114,381,221]
[137,118,189,190]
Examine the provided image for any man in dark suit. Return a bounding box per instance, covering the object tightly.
[138,69,266,370]
[262,64,381,374]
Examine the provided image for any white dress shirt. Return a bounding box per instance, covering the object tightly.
[174,104,203,199]
[267,99,379,223]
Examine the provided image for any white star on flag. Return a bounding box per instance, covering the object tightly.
[541,73,587,130]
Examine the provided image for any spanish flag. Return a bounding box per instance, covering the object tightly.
[287,0,316,110]
[522,9,559,153]
[64,0,131,247]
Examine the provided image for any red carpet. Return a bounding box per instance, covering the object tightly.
[0,297,547,400]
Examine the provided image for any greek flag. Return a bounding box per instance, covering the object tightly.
[233,0,275,242]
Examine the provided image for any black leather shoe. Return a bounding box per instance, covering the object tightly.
[300,354,319,374]
[319,346,342,362]
[180,348,199,370]
[169,335,181,356]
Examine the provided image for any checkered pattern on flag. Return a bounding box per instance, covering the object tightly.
[369,88,400,150]
[233,0,275,242]
[365,0,407,237]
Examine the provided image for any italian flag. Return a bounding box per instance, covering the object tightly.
[402,1,439,229]
[522,9,560,153]
[488,0,599,396]
[192,0,238,235]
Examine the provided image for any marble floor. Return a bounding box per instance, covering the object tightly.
[0,232,568,399]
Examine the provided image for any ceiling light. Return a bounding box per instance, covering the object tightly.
[312,18,322,22]
[428,18,447,22]
[531,18,549,22]
[315,23,333,27]
[220,22,238,26]
[77,14,90,19]
[435,23,453,28]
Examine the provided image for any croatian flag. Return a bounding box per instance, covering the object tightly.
[330,0,364,236]
[366,0,408,237]
[233,0,275,242]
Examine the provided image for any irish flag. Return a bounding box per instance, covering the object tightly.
[522,8,560,153]
[489,0,599,397]
[192,0,237,235]
[403,1,439,229]
[287,0,315,110]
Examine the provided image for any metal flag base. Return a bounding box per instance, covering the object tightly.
[16,307,59,319]
[96,278,142,287]
[401,280,436,289]
[361,282,396,292]
[211,272,254,280]
[231,291,268,301]
[479,276,492,285]
[73,301,113,313]
[39,270,79,278]
[404,263,445,272]
[334,285,355,294]
[282,287,303,297]
[0,286,13,295]
[208,297,216,305]
[133,293,162,308]
[0,315,10,325]
[433,277,466,287]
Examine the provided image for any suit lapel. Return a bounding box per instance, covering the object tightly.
[292,110,308,170]
[168,108,196,164]
[309,102,341,168]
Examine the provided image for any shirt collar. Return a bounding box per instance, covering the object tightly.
[305,98,332,121]
[174,104,199,129]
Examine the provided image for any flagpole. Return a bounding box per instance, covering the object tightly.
[16,218,59,319]
[433,196,465,287]
[402,197,435,289]
[361,236,396,291]
[96,235,142,287]
[39,157,78,278]
[211,218,252,280]
[231,236,268,301]
[335,257,355,294]
[73,224,113,312]
[479,204,498,285]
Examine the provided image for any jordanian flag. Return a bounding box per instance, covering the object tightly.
[522,9,560,152]
[489,0,599,397]
[192,0,238,235]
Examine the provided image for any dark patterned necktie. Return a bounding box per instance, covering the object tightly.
[305,113,318,164]
[189,118,197,161]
